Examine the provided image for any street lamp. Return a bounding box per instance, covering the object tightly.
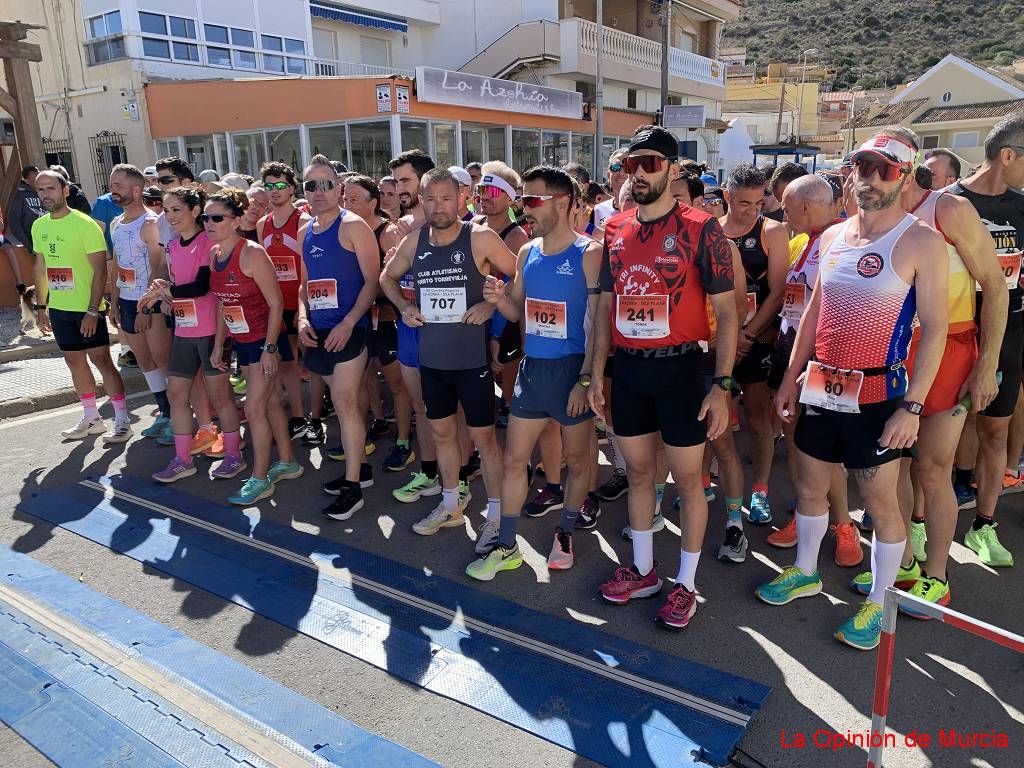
[795,48,818,144]
[847,85,864,154]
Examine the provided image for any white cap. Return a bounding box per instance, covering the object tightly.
[851,135,917,166]
[143,166,157,176]
[448,166,472,187]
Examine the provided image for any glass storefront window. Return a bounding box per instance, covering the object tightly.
[401,119,428,156]
[541,130,569,167]
[599,136,620,176]
[512,129,540,175]
[267,128,302,176]
[230,132,266,176]
[487,126,506,165]
[432,123,456,168]
[571,133,594,175]
[462,124,484,165]
[349,120,392,178]
[215,134,229,174]
[184,134,216,175]
[308,124,348,168]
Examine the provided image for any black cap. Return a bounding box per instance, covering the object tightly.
[628,126,679,159]
[143,185,163,202]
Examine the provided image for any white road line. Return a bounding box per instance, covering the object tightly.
[78,478,753,728]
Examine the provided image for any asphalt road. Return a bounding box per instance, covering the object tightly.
[1,398,1021,768]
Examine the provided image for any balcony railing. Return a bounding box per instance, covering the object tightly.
[572,18,724,88]
[313,59,414,78]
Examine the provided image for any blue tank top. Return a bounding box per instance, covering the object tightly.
[302,209,366,330]
[522,236,590,359]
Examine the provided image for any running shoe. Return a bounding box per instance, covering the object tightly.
[621,514,666,540]
[850,559,921,596]
[755,566,822,606]
[466,544,522,581]
[211,454,247,480]
[964,523,1014,567]
[832,522,865,567]
[524,487,564,518]
[327,440,376,461]
[459,481,472,510]
[596,469,628,501]
[413,501,464,536]
[547,528,574,570]
[288,416,309,441]
[383,443,415,472]
[102,419,133,445]
[156,424,175,445]
[1001,470,1024,495]
[368,418,391,440]
[267,460,304,484]
[324,464,374,493]
[909,520,928,563]
[203,433,245,459]
[322,391,334,416]
[717,526,748,563]
[654,584,697,630]
[141,416,171,439]
[835,600,883,650]
[60,417,106,440]
[954,483,977,510]
[152,456,196,484]
[746,491,772,525]
[475,520,499,556]
[464,452,482,482]
[228,476,274,505]
[322,484,363,521]
[574,494,602,530]
[392,472,441,503]
[595,421,608,444]
[190,425,219,455]
[767,516,798,548]
[599,564,662,604]
[118,349,138,367]
[495,407,510,429]
[899,576,950,619]
[301,417,325,446]
[704,485,716,503]
[855,511,874,531]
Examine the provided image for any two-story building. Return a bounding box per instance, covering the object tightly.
[3,0,738,198]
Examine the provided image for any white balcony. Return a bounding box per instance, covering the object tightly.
[566,18,724,90]
[312,59,414,78]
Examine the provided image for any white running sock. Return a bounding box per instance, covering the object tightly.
[143,368,167,394]
[868,534,907,606]
[606,429,627,473]
[631,528,654,575]
[794,512,829,575]
[675,550,700,591]
[486,498,501,524]
[442,487,459,513]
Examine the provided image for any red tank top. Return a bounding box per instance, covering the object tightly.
[261,209,302,310]
[208,239,272,344]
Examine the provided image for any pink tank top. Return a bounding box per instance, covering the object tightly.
[168,231,218,338]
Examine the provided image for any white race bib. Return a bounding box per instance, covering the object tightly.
[421,287,467,323]
[525,298,568,339]
[799,361,864,414]
[615,294,669,339]
[307,278,339,311]
[781,283,807,322]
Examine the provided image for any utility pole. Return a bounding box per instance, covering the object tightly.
[660,0,670,117]
[595,0,604,179]
[775,83,786,143]
[795,48,818,145]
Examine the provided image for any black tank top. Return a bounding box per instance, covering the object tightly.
[732,216,771,304]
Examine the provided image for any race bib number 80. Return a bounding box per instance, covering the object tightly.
[615,294,669,339]
[799,361,864,414]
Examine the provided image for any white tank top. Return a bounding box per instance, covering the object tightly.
[112,210,158,301]
[909,190,975,334]
[816,214,917,404]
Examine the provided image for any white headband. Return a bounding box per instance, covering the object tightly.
[478,173,517,200]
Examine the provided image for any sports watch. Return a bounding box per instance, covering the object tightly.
[900,400,924,416]
[712,376,734,392]
[577,374,592,389]
[262,342,279,354]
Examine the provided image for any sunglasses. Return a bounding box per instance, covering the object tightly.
[264,181,290,191]
[303,179,336,193]
[702,197,724,206]
[474,184,506,199]
[853,157,908,182]
[609,162,624,173]
[624,155,672,174]
[199,213,232,224]
[763,189,773,197]
[521,193,572,209]
[157,176,179,185]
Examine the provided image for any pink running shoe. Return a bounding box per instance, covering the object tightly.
[547,528,574,570]
[654,584,698,630]
[599,564,661,604]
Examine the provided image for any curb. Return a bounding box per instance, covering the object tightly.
[0,369,148,419]
[0,330,124,364]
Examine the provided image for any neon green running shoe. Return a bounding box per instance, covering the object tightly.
[964,523,1014,567]
[392,472,441,503]
[850,559,921,596]
[899,576,950,620]
[835,600,883,650]
[466,544,523,582]
[910,520,927,563]
[755,566,822,606]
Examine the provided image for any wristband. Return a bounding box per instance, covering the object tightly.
[34,303,47,311]
[86,309,100,318]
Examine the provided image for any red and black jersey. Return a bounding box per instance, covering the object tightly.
[599,202,734,349]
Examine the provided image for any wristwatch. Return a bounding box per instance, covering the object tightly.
[262,342,279,354]
[577,373,592,389]
[712,375,735,392]
[141,306,152,315]
[900,400,924,415]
